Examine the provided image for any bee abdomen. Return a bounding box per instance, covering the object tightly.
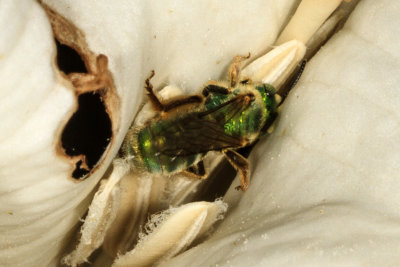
[132,124,203,175]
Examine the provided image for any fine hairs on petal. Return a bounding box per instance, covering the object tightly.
[161,174,203,207]
[62,160,130,266]
[112,200,228,267]
[138,208,175,243]
[213,198,228,221]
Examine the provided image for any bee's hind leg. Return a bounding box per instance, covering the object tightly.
[222,149,250,191]
[183,161,207,179]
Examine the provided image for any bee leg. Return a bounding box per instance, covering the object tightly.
[163,95,203,112]
[202,83,230,97]
[287,60,307,91]
[222,149,250,191]
[145,70,165,111]
[145,70,203,112]
[228,53,250,88]
[183,160,207,179]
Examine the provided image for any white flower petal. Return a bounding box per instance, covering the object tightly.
[0,2,86,266]
[0,1,138,265]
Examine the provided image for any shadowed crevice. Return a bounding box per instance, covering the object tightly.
[61,92,112,179]
[55,39,87,74]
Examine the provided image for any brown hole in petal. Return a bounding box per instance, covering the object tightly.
[40,2,120,180]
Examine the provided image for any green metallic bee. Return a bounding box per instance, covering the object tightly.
[121,55,280,191]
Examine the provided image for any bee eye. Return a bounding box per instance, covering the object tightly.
[240,79,250,84]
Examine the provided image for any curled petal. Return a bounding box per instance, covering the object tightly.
[241,40,306,89]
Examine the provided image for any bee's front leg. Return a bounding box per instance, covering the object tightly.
[222,149,250,191]
[228,53,250,88]
[145,70,165,112]
[145,70,203,112]
[163,95,203,112]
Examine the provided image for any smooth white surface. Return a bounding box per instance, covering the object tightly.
[0,2,84,266]
[163,0,400,266]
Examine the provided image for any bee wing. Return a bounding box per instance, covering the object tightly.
[199,93,252,123]
[160,94,252,156]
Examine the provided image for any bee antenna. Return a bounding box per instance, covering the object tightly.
[288,60,307,91]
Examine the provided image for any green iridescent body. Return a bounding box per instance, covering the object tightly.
[121,80,277,176]
[122,108,205,175]
[121,54,283,190]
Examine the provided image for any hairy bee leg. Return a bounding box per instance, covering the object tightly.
[145,70,203,112]
[222,149,250,191]
[183,160,207,179]
[145,70,165,111]
[202,84,230,97]
[228,53,251,88]
[163,95,203,112]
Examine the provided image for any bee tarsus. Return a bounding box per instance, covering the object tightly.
[223,149,250,191]
[145,70,203,112]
